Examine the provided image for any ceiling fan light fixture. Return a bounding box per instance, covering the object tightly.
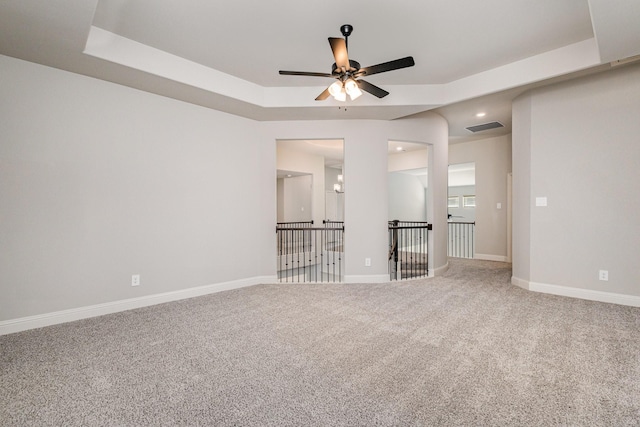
[344,78,362,100]
[328,81,346,101]
[328,81,342,96]
[348,90,362,101]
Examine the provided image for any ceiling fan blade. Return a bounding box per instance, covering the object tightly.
[315,87,331,101]
[357,79,389,98]
[329,37,350,70]
[358,56,415,77]
[279,70,334,77]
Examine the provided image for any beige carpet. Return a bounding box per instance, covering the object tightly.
[1,259,639,426]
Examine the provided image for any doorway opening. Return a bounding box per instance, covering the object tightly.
[276,139,345,282]
[387,140,431,280]
[448,162,476,258]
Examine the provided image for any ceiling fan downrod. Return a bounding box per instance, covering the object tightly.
[340,24,353,51]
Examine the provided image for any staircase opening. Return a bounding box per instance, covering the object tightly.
[448,162,476,258]
[276,220,344,282]
[388,220,431,280]
[388,140,432,280]
[276,139,344,282]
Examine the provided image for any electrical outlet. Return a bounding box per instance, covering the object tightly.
[365,258,371,267]
[131,274,141,286]
[598,270,608,281]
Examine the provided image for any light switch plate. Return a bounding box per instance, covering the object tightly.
[535,197,547,207]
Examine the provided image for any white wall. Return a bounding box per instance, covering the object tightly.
[0,55,275,322]
[512,63,640,304]
[449,135,512,261]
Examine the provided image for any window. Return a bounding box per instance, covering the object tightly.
[448,196,459,208]
[463,195,476,208]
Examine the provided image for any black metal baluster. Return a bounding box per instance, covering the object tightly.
[338,225,342,282]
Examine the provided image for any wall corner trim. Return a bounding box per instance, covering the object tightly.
[430,262,450,277]
[511,276,640,307]
[511,276,530,290]
[0,275,277,336]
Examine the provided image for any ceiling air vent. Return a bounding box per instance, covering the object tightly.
[466,121,504,133]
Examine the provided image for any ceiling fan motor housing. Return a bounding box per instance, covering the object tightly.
[332,60,361,77]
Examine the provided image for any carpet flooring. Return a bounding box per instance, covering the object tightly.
[1,259,639,426]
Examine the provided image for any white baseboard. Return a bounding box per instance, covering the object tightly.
[475,253,509,262]
[511,276,640,307]
[429,261,450,277]
[511,276,530,290]
[0,275,276,336]
[345,274,390,283]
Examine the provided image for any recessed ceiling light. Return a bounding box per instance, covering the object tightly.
[396,146,403,151]
[476,112,486,118]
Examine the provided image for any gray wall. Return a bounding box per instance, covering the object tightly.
[387,148,429,222]
[264,117,449,281]
[276,143,325,226]
[325,166,342,192]
[388,172,427,221]
[1,54,450,323]
[512,62,640,298]
[282,175,312,222]
[449,135,512,260]
[0,55,274,321]
[512,97,532,281]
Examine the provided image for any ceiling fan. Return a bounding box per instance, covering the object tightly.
[279,24,415,101]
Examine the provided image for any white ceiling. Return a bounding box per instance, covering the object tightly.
[92,0,595,87]
[1,0,639,140]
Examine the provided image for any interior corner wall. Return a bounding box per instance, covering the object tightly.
[276,144,325,226]
[512,63,640,299]
[388,173,426,222]
[449,135,512,260]
[276,178,285,222]
[325,167,341,192]
[0,54,274,322]
[511,95,532,283]
[282,175,313,222]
